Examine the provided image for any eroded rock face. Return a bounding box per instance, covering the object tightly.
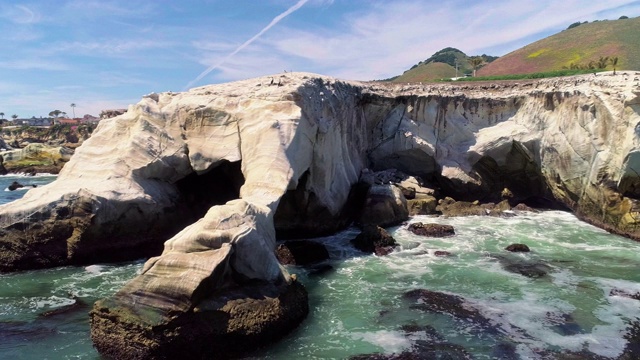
[0,72,639,356]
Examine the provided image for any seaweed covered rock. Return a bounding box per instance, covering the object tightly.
[91,279,308,360]
[407,222,455,237]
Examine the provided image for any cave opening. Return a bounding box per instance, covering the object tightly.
[274,170,369,239]
[174,160,245,223]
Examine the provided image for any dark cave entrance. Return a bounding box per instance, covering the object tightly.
[174,160,245,223]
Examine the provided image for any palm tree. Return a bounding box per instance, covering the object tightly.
[610,57,619,75]
[11,114,18,121]
[596,56,609,69]
[70,103,77,118]
[0,112,4,120]
[468,56,485,77]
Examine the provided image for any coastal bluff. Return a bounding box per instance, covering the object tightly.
[1,72,639,357]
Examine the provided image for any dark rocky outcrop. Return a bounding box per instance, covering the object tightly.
[620,320,640,360]
[493,255,550,278]
[352,225,398,256]
[436,197,513,217]
[407,222,455,237]
[275,240,330,265]
[8,181,24,191]
[0,155,7,175]
[403,289,493,329]
[90,279,308,360]
[505,243,530,252]
[407,197,438,215]
[434,250,452,256]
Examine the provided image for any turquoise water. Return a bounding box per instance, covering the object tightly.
[1,178,639,359]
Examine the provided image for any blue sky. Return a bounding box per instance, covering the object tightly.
[1,0,640,118]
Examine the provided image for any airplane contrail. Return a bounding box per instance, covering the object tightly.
[184,0,309,90]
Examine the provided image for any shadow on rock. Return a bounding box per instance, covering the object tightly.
[402,289,498,334]
[275,240,330,266]
[349,324,475,360]
[492,254,551,278]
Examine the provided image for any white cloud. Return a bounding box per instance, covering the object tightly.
[0,4,41,24]
[260,0,640,80]
[0,59,69,71]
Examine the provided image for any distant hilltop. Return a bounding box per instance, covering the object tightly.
[479,15,640,76]
[387,47,497,82]
[386,15,639,82]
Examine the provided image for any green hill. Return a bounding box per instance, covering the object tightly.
[479,16,640,76]
[392,48,497,82]
[394,62,457,82]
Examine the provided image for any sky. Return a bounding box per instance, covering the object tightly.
[1,0,640,119]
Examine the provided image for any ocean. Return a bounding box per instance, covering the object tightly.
[1,174,639,359]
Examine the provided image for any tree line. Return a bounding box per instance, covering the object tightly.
[563,56,619,74]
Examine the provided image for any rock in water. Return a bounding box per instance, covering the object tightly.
[505,243,530,252]
[351,225,398,255]
[7,181,24,191]
[408,222,455,237]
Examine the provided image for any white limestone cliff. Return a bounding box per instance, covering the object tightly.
[0,71,639,357]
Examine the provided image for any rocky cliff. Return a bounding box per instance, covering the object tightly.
[0,71,639,357]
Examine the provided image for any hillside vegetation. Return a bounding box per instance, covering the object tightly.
[392,48,496,82]
[479,16,640,76]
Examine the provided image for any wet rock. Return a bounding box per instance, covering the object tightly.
[609,289,640,301]
[403,289,491,329]
[504,263,550,279]
[505,243,530,252]
[546,312,584,336]
[620,320,640,360]
[275,240,330,266]
[513,203,538,212]
[494,255,550,278]
[436,197,513,217]
[407,222,455,237]
[504,263,549,278]
[407,196,438,215]
[39,296,87,318]
[0,155,7,175]
[91,279,309,360]
[351,225,398,256]
[491,342,519,360]
[350,324,474,360]
[8,181,24,191]
[434,251,452,257]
